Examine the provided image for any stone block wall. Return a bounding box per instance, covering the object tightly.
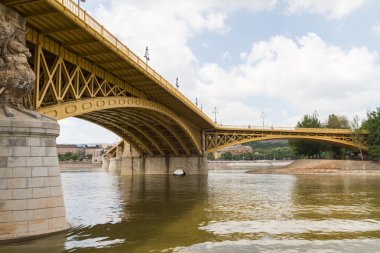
[0,108,69,242]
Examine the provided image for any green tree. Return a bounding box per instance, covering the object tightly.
[326,114,349,129]
[207,152,215,160]
[325,114,350,159]
[289,111,326,158]
[220,152,233,160]
[362,108,380,159]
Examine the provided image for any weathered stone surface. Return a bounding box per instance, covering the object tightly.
[0,147,12,156]
[27,198,47,210]
[12,167,31,178]
[30,147,46,157]
[12,188,32,199]
[31,167,48,177]
[50,186,63,197]
[6,199,28,211]
[0,157,8,167]
[7,178,27,189]
[12,210,33,222]
[0,3,35,107]
[0,190,12,200]
[26,137,41,147]
[0,106,68,242]
[0,179,8,189]
[7,157,27,168]
[0,168,12,178]
[27,177,45,188]
[9,138,26,147]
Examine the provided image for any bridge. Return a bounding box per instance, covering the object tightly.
[0,0,369,243]
[2,0,368,174]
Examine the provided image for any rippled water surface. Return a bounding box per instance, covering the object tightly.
[2,169,380,252]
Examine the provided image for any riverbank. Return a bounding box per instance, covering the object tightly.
[208,160,292,170]
[247,159,380,174]
[59,162,102,170]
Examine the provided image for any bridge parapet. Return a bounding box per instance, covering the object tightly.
[216,124,356,133]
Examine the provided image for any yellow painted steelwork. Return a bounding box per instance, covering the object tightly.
[3,0,368,157]
[205,127,368,153]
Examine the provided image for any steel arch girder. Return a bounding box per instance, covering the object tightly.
[38,96,202,155]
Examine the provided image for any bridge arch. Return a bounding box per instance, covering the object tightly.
[38,97,202,156]
[205,132,367,153]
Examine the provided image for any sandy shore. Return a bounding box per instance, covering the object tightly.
[247,159,380,174]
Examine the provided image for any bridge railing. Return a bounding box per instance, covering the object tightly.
[215,124,354,133]
[54,0,212,124]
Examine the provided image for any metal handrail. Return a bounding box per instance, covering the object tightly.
[215,124,355,133]
[53,0,213,124]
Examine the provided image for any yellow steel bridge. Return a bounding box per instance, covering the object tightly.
[3,0,368,156]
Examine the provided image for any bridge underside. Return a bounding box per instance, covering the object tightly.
[78,108,198,156]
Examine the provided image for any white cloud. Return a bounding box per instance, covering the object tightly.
[93,0,277,83]
[285,0,367,19]
[57,118,118,144]
[191,33,380,126]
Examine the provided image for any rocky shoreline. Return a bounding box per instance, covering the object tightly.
[247,159,380,174]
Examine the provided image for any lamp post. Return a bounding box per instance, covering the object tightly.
[260,111,266,129]
[144,46,150,64]
[213,107,218,124]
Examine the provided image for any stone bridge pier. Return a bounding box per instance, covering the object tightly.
[0,4,68,243]
[105,142,208,175]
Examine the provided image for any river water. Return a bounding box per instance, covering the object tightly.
[1,169,380,252]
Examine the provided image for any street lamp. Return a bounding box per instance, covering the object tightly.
[213,107,218,124]
[144,46,150,64]
[260,111,266,129]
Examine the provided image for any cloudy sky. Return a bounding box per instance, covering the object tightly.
[58,0,380,144]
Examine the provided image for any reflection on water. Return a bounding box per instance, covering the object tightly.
[1,170,380,252]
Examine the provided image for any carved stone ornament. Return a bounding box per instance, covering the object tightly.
[0,22,35,108]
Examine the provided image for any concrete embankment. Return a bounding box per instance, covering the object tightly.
[59,162,102,170]
[248,159,380,174]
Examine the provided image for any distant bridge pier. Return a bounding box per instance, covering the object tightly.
[104,142,208,175]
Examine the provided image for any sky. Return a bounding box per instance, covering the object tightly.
[58,0,380,144]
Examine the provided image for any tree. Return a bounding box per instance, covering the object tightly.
[220,152,233,160]
[207,152,215,160]
[326,114,349,129]
[325,114,350,159]
[289,111,326,158]
[361,108,380,160]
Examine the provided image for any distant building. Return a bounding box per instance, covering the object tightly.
[84,145,104,162]
[57,144,81,155]
[57,144,105,162]
[215,144,252,158]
